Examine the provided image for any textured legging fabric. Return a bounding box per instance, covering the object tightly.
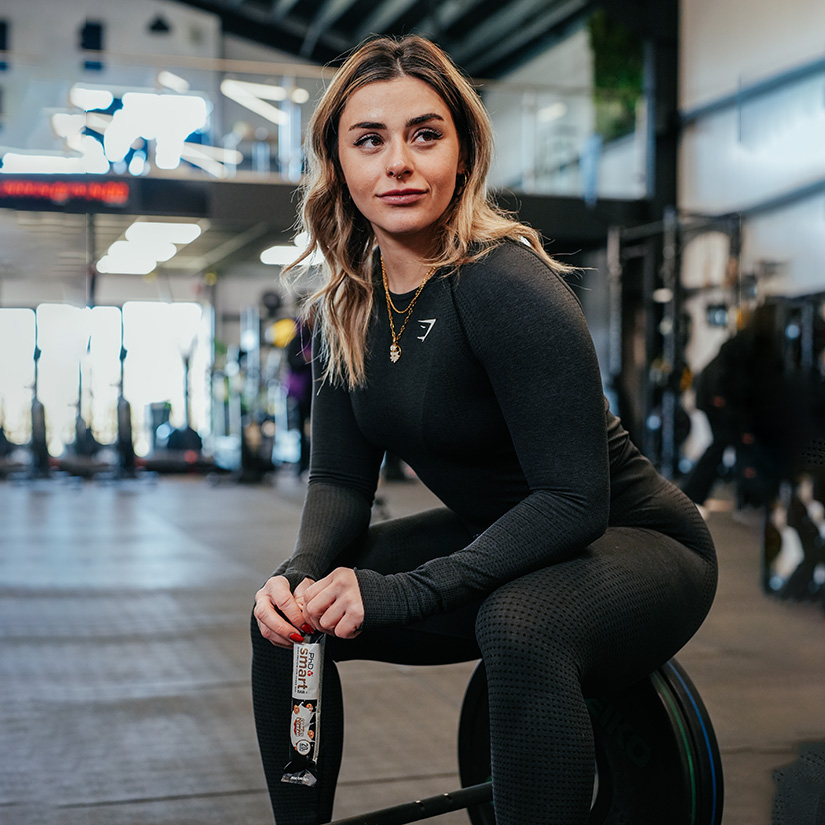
[250,507,717,825]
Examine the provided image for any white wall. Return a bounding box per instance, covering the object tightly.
[4,0,220,62]
[680,0,825,110]
[679,0,825,298]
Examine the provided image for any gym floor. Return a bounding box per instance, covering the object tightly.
[1,472,823,825]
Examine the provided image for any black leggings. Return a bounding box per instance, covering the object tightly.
[250,507,717,825]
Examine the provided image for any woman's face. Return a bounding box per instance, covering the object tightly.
[336,75,465,252]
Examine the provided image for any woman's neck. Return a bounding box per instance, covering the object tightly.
[377,236,436,293]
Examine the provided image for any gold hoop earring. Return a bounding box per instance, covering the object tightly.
[456,171,469,191]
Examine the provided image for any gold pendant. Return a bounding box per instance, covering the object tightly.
[390,342,401,362]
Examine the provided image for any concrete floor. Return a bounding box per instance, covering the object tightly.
[1,472,824,825]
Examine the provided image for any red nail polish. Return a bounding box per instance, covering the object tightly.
[289,633,304,643]
[301,624,313,634]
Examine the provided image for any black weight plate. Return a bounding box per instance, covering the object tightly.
[655,660,724,825]
[458,658,722,825]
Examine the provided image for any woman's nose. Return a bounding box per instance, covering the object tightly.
[386,141,412,179]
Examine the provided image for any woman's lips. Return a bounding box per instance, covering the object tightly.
[378,189,427,205]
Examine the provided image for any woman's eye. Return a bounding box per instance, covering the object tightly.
[354,134,382,148]
[415,128,442,143]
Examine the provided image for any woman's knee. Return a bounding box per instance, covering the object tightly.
[475,582,573,663]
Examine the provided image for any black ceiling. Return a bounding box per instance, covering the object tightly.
[169,0,595,78]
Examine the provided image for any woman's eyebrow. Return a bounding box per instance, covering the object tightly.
[348,113,445,131]
[407,113,444,127]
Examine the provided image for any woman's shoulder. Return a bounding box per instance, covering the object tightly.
[452,238,581,307]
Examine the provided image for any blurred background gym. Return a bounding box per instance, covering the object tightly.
[0,0,823,823]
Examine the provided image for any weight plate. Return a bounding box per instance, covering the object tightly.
[458,658,723,825]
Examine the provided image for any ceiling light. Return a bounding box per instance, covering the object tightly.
[220,79,289,126]
[125,221,202,245]
[96,254,157,275]
[222,79,287,101]
[0,152,86,174]
[261,232,324,267]
[158,70,190,93]
[108,239,177,263]
[538,102,567,123]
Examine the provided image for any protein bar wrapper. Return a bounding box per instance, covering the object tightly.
[282,632,325,787]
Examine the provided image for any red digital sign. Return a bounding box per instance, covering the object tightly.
[0,178,130,206]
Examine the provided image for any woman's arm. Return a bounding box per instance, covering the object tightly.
[354,243,610,628]
[255,332,383,637]
[279,331,385,588]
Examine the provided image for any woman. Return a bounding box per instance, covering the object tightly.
[251,34,717,825]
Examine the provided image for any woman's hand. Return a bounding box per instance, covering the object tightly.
[254,575,315,648]
[302,568,365,639]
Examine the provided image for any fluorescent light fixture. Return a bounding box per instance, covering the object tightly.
[103,92,210,170]
[99,223,202,274]
[69,86,114,111]
[96,254,157,275]
[128,152,147,176]
[182,143,243,164]
[158,70,190,93]
[291,88,310,104]
[125,221,202,245]
[179,146,228,179]
[261,232,324,267]
[220,79,289,125]
[260,246,302,266]
[51,113,86,140]
[79,136,111,174]
[538,102,567,123]
[1,152,85,174]
[222,79,287,101]
[108,239,177,263]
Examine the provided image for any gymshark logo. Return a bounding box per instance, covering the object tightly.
[417,319,436,341]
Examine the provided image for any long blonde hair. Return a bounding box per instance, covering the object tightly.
[285,34,568,388]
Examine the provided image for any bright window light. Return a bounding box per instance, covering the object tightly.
[0,309,36,443]
[125,221,202,245]
[121,301,209,453]
[169,302,204,354]
[35,304,89,455]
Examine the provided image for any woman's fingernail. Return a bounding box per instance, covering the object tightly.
[289,633,304,643]
[301,624,313,634]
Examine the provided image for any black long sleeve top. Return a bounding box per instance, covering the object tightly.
[281,240,707,629]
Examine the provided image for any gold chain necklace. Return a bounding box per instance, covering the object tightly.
[381,255,436,363]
